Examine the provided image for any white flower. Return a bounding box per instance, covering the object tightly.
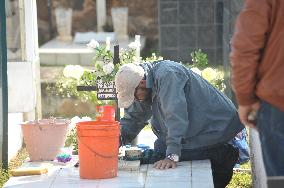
[202,67,217,82]
[68,116,92,130]
[63,65,73,78]
[63,65,85,80]
[102,63,114,75]
[69,116,81,130]
[81,116,92,121]
[128,41,141,49]
[73,65,85,80]
[190,67,201,75]
[87,39,99,49]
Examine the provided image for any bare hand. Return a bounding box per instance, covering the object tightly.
[238,101,260,130]
[153,159,177,170]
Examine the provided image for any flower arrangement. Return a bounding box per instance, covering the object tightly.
[78,38,147,83]
[48,39,162,105]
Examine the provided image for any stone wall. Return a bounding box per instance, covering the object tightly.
[222,0,244,100]
[158,0,224,64]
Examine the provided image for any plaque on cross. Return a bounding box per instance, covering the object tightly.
[96,80,116,100]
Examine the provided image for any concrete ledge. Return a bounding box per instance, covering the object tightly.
[267,176,284,188]
[39,37,145,66]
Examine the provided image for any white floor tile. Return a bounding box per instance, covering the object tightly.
[4,173,57,188]
[191,160,211,169]
[191,168,213,181]
[4,158,214,187]
[98,182,144,188]
[145,180,191,188]
[99,171,146,184]
[51,167,100,187]
[192,181,214,188]
[51,181,100,188]
[96,170,146,188]
[147,165,191,177]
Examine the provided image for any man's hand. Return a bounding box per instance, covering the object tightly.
[238,101,260,130]
[153,159,177,170]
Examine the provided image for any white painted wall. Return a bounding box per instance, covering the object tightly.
[8,62,36,113]
[7,61,36,161]
[8,113,23,161]
[5,0,40,162]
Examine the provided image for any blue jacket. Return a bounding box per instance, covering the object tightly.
[120,60,244,156]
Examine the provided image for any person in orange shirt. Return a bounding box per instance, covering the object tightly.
[230,0,284,176]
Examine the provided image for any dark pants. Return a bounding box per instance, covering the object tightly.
[153,139,239,188]
[257,101,284,176]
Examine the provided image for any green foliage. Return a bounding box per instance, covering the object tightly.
[65,128,78,153]
[190,49,208,70]
[228,172,252,188]
[142,53,163,63]
[186,49,226,92]
[90,46,116,82]
[80,71,97,86]
[0,166,9,188]
[120,48,137,65]
[46,77,100,105]
[227,162,252,188]
[93,46,113,64]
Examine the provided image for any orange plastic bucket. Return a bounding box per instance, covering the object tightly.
[96,105,115,121]
[76,121,120,179]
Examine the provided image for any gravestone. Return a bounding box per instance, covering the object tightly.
[96,0,106,32]
[111,7,129,42]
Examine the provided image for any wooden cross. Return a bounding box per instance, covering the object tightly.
[77,45,120,121]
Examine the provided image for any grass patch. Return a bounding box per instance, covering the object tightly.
[0,167,9,188]
[0,148,29,187]
[227,162,252,188]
